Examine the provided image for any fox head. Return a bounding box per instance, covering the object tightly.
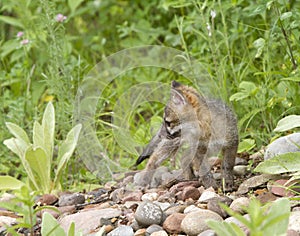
[136,81,207,166]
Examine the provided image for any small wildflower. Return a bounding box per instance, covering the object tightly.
[210,10,216,19]
[56,13,67,22]
[206,23,212,37]
[17,31,24,38]
[20,39,29,45]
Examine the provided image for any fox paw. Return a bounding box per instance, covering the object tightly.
[201,174,217,189]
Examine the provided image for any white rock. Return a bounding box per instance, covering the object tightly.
[59,208,122,234]
[181,209,222,236]
[183,205,202,214]
[233,165,248,176]
[150,230,168,236]
[153,201,170,211]
[198,191,219,203]
[142,192,158,202]
[107,225,134,236]
[288,211,300,233]
[230,197,250,214]
[0,216,17,227]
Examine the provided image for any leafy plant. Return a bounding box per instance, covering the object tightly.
[41,212,106,236]
[255,152,300,174]
[254,114,300,194]
[207,198,290,236]
[0,185,55,236]
[254,114,300,173]
[2,102,82,193]
[41,212,82,236]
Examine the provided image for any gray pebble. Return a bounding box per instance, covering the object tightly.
[135,202,163,227]
[58,193,85,206]
[107,225,134,236]
[146,224,164,235]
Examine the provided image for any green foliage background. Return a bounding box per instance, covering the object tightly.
[1,0,300,187]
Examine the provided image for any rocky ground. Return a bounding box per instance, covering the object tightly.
[1,146,300,236]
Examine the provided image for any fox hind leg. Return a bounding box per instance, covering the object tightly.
[221,144,237,190]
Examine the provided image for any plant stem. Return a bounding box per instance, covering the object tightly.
[275,4,297,70]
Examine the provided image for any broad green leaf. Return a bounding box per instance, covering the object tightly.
[0,176,24,190]
[239,81,257,94]
[262,198,290,234]
[229,92,249,102]
[238,138,255,153]
[68,0,84,14]
[3,137,29,159]
[3,138,37,189]
[229,81,258,102]
[25,146,51,193]
[280,12,292,20]
[42,102,55,161]
[0,39,20,58]
[253,38,265,48]
[254,152,300,174]
[68,222,83,236]
[5,122,30,144]
[266,1,275,10]
[253,38,265,58]
[54,124,82,187]
[33,121,44,148]
[68,222,75,236]
[274,115,300,132]
[0,15,24,28]
[41,212,66,236]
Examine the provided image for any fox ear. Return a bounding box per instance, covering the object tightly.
[171,80,181,88]
[171,89,186,106]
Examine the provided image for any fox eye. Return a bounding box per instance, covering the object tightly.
[164,120,171,127]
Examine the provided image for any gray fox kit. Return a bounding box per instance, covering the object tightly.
[136,81,238,189]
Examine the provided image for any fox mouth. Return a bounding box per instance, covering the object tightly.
[166,130,181,139]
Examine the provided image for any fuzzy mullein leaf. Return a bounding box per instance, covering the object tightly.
[42,102,55,162]
[25,146,51,193]
[54,124,82,188]
[5,122,30,144]
[0,176,25,190]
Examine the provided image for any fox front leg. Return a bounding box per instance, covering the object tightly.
[145,137,180,170]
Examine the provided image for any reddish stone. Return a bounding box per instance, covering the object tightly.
[36,194,58,206]
[270,179,295,197]
[182,186,201,201]
[169,181,201,194]
[163,213,185,234]
[121,191,143,203]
